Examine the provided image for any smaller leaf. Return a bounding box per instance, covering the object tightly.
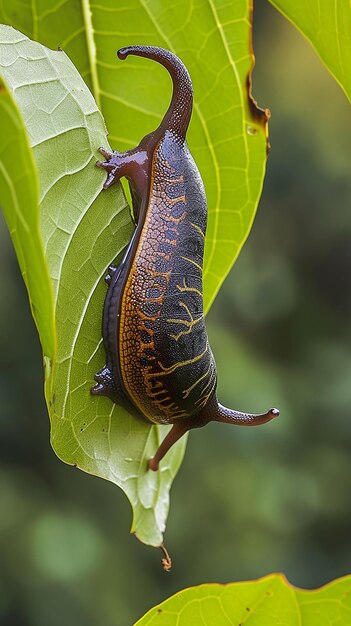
[0,74,54,359]
[269,0,351,101]
[135,574,351,625]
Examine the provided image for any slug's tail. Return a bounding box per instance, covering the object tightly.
[117,45,193,140]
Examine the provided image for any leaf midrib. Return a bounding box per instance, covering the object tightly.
[76,0,254,315]
[82,0,101,108]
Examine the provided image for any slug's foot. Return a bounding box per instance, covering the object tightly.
[96,146,129,189]
[104,264,118,285]
[98,147,112,160]
[96,147,119,189]
[97,142,150,196]
[91,365,117,400]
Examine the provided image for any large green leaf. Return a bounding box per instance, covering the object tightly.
[0,0,270,547]
[0,25,186,547]
[269,0,351,102]
[0,0,269,312]
[135,574,351,625]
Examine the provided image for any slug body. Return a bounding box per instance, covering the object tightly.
[92,46,279,470]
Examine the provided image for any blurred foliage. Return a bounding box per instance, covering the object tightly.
[0,2,350,626]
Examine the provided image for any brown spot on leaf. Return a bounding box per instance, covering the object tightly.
[246,74,271,127]
[247,0,270,154]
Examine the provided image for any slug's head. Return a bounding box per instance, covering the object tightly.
[116,45,193,139]
[117,47,132,60]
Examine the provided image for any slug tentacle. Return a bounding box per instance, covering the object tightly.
[117,45,193,140]
[148,402,279,471]
[214,403,279,425]
[195,393,279,427]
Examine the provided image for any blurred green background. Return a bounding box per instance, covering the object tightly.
[0,3,350,625]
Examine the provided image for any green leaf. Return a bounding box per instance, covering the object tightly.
[0,0,270,546]
[135,574,351,625]
[0,25,186,547]
[0,74,54,358]
[0,0,269,312]
[269,0,351,102]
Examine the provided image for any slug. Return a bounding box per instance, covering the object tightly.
[92,45,279,471]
